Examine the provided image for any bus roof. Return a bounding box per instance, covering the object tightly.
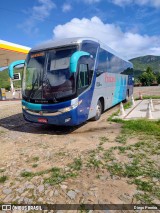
[30,37,97,51]
[31,37,131,64]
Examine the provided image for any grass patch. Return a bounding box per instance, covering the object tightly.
[20,164,79,185]
[0,169,5,173]
[124,165,143,178]
[32,156,39,162]
[0,175,8,183]
[99,136,109,143]
[44,167,77,185]
[106,113,160,203]
[32,164,38,168]
[21,171,34,177]
[134,193,153,204]
[107,162,124,176]
[0,130,5,135]
[55,151,66,156]
[133,179,153,192]
[109,109,160,137]
[108,111,120,121]
[68,158,82,171]
[87,157,103,169]
[123,102,132,110]
[97,145,104,152]
[103,150,115,162]
[122,119,160,136]
[117,146,128,153]
[115,134,127,144]
[139,95,160,100]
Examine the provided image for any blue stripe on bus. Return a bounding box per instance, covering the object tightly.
[112,75,127,105]
[22,100,42,111]
[22,99,72,111]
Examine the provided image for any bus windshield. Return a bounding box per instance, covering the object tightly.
[22,46,77,102]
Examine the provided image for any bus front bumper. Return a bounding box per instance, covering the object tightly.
[22,108,79,126]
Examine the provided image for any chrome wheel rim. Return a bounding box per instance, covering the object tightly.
[96,103,101,117]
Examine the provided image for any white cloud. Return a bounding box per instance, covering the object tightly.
[62,3,72,12]
[53,16,160,59]
[19,0,56,34]
[32,0,56,21]
[111,0,160,8]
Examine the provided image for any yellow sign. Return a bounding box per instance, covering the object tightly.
[1,88,6,97]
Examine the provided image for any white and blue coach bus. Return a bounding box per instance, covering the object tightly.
[9,37,134,126]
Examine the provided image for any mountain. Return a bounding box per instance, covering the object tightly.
[130,55,160,73]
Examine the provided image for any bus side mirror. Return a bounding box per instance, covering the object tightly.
[70,51,90,73]
[8,60,25,79]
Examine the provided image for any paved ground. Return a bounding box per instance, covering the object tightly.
[116,99,160,120]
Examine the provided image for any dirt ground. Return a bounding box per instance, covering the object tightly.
[0,87,159,213]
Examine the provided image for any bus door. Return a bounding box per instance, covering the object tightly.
[77,56,94,123]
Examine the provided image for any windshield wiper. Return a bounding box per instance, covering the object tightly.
[28,78,38,99]
[42,75,58,102]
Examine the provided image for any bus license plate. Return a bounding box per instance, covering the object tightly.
[38,118,48,123]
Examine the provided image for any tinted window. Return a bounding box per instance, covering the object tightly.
[97,48,108,73]
[81,41,98,59]
[107,52,122,73]
[78,64,89,88]
[97,48,132,74]
[44,47,77,99]
[107,52,132,74]
[23,52,45,98]
[78,55,94,79]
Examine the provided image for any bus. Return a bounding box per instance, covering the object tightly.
[9,37,134,126]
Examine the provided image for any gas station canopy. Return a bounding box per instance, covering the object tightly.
[0,40,30,67]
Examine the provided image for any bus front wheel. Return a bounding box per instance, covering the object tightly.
[92,99,102,121]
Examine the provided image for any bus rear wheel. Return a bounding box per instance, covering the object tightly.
[92,99,102,121]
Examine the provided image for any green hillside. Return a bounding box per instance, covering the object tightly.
[130,55,160,74]
[0,68,23,90]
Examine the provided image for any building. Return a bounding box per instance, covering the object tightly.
[0,40,30,68]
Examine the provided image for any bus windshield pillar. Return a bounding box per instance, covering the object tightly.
[70,51,90,73]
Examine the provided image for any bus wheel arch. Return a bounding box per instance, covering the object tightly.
[92,97,104,121]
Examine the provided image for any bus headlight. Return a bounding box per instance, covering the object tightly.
[59,103,78,113]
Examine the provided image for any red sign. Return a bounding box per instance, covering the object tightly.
[105,73,116,83]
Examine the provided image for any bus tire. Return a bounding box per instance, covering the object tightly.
[92,99,102,121]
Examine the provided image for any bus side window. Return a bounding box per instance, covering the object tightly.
[78,64,89,88]
[81,41,98,59]
[97,48,107,75]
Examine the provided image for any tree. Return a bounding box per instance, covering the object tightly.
[156,73,160,85]
[138,67,156,86]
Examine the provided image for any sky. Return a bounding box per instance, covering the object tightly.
[0,0,160,59]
